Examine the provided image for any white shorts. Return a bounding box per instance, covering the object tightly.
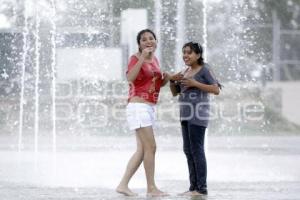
[126,103,156,131]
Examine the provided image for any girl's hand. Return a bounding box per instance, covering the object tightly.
[162,72,171,80]
[180,78,197,88]
[141,47,153,58]
[170,72,184,81]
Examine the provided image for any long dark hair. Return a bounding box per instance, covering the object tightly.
[182,42,204,65]
[136,29,157,52]
[183,42,222,89]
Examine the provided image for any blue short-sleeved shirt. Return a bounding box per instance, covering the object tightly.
[178,63,217,127]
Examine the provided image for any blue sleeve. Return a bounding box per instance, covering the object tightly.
[203,67,218,85]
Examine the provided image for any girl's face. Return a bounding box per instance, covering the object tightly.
[139,32,157,52]
[182,46,200,66]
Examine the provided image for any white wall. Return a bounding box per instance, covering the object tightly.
[121,9,147,56]
[56,48,122,81]
[267,81,300,125]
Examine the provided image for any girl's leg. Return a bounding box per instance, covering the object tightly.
[137,126,167,197]
[189,124,207,194]
[181,121,197,192]
[116,133,144,196]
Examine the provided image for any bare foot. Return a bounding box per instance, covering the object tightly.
[147,189,169,197]
[191,191,206,196]
[178,190,194,196]
[116,186,138,196]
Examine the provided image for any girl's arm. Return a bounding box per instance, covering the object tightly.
[161,72,171,87]
[180,78,220,95]
[126,56,145,82]
[194,82,220,95]
[127,48,153,82]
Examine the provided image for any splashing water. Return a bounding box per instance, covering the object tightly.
[18,0,29,152]
[175,0,185,71]
[50,0,57,153]
[202,0,208,61]
[34,1,41,154]
[154,0,162,61]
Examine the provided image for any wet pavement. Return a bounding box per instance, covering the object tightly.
[1,181,300,200]
[0,134,300,200]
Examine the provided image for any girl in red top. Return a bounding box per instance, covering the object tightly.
[116,29,169,197]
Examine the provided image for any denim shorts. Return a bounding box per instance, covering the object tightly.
[126,103,156,131]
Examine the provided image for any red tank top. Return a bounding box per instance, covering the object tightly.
[126,55,163,104]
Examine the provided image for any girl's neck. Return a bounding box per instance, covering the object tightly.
[146,54,153,60]
[190,63,202,70]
